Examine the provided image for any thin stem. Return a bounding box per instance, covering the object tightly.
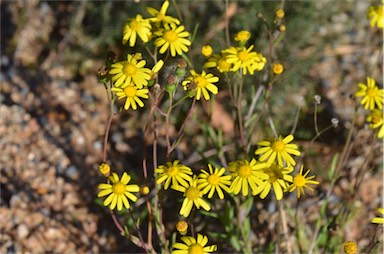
[313,103,320,137]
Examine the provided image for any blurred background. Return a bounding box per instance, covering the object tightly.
[0,0,382,253]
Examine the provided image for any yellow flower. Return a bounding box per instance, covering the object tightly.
[97,172,139,211]
[197,164,232,199]
[109,54,151,88]
[111,85,149,110]
[343,241,358,254]
[173,177,211,217]
[149,60,164,80]
[182,70,219,100]
[176,220,188,235]
[99,163,111,177]
[202,45,213,57]
[229,159,268,196]
[140,185,150,195]
[255,134,301,167]
[275,9,285,19]
[366,109,384,138]
[155,160,193,190]
[154,24,191,57]
[279,24,286,32]
[288,166,319,198]
[147,0,180,26]
[173,234,217,254]
[234,30,251,42]
[371,207,384,224]
[253,163,293,200]
[122,14,152,47]
[272,63,284,75]
[204,53,232,73]
[223,45,266,75]
[355,77,384,110]
[367,5,384,28]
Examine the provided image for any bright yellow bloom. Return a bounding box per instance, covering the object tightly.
[366,109,384,138]
[149,60,164,80]
[371,207,384,224]
[234,30,251,42]
[288,166,319,198]
[197,164,231,199]
[204,53,232,73]
[182,70,219,100]
[202,45,213,57]
[223,45,266,75]
[155,160,193,190]
[253,163,293,200]
[343,241,358,254]
[97,172,140,211]
[154,24,191,57]
[147,0,180,26]
[109,54,151,88]
[276,9,285,19]
[173,177,211,217]
[255,134,301,167]
[367,5,384,28]
[355,77,384,110]
[111,85,149,110]
[122,14,152,47]
[272,63,284,75]
[173,234,217,254]
[99,163,111,177]
[229,159,268,196]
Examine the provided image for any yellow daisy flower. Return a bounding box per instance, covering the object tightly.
[182,70,219,100]
[122,14,152,47]
[173,176,211,218]
[97,172,140,211]
[253,163,293,200]
[155,160,193,190]
[154,24,191,57]
[255,134,301,167]
[288,166,319,198]
[204,53,232,73]
[109,54,151,88]
[367,5,384,28]
[366,109,384,138]
[343,241,358,254]
[234,30,251,42]
[223,45,266,75]
[147,0,180,26]
[275,9,285,19]
[371,208,384,224]
[197,164,232,199]
[111,85,149,110]
[229,159,268,196]
[355,77,384,110]
[173,233,217,254]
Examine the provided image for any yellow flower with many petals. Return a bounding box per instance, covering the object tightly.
[173,177,211,218]
[204,53,232,73]
[366,109,384,138]
[173,234,217,254]
[97,172,140,211]
[197,164,232,199]
[147,0,180,27]
[229,159,268,196]
[367,5,384,28]
[154,24,191,57]
[223,45,266,75]
[155,160,193,190]
[355,77,384,110]
[110,54,151,88]
[182,70,219,100]
[111,85,149,110]
[288,166,319,198]
[122,14,152,47]
[253,163,293,200]
[255,134,301,167]
[371,208,384,224]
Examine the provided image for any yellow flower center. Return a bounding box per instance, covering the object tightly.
[124,86,137,97]
[272,140,285,152]
[195,76,207,88]
[293,174,306,187]
[130,19,141,31]
[167,166,178,177]
[185,186,200,200]
[156,13,165,21]
[218,59,231,72]
[124,63,138,77]
[164,30,178,42]
[207,174,220,185]
[367,87,378,98]
[371,114,381,124]
[265,166,282,183]
[112,182,126,195]
[189,243,203,254]
[238,51,250,61]
[239,165,252,178]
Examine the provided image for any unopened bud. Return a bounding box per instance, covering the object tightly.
[99,163,111,177]
[140,185,150,195]
[314,95,321,105]
[331,118,339,128]
[176,220,188,235]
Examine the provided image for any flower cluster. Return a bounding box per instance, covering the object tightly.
[355,77,384,138]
